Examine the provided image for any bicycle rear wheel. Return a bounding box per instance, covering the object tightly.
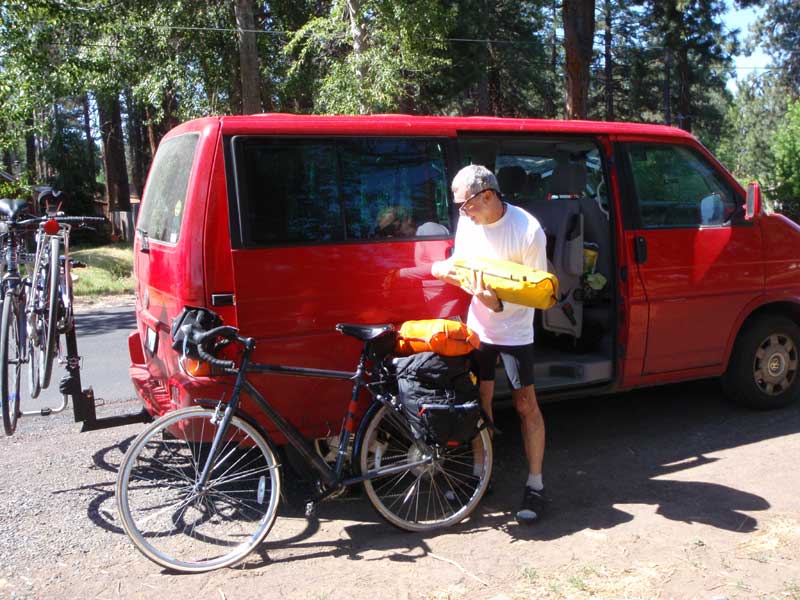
[39,236,59,389]
[359,403,492,532]
[1,290,22,435]
[116,407,282,572]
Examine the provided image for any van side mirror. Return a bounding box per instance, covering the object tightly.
[745,181,761,220]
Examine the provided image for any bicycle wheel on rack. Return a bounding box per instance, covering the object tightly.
[116,406,282,573]
[358,402,492,532]
[39,236,59,389]
[1,290,22,435]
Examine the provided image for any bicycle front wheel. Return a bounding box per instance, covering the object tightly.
[116,407,282,572]
[40,236,60,389]
[359,403,492,532]
[1,290,22,435]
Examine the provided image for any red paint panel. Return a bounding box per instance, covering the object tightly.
[636,226,764,373]
[229,241,468,433]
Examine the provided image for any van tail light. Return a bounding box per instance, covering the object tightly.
[181,357,214,377]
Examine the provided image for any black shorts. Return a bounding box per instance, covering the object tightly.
[474,342,535,390]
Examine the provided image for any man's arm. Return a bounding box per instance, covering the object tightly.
[431,258,462,287]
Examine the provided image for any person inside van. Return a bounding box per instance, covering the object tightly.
[376,205,449,238]
[431,164,549,525]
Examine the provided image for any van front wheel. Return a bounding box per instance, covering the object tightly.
[723,316,800,409]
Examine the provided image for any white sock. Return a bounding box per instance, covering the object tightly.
[473,463,483,477]
[526,473,543,491]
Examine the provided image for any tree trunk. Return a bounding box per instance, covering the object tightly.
[604,0,614,121]
[234,0,262,114]
[97,92,131,213]
[662,48,672,126]
[82,93,97,192]
[2,150,12,174]
[562,0,596,120]
[676,44,691,132]
[345,0,368,113]
[25,114,36,183]
[543,0,559,118]
[124,90,147,198]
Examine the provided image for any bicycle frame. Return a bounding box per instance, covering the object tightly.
[195,342,433,498]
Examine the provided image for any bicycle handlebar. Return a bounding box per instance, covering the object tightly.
[183,324,244,370]
[12,215,107,228]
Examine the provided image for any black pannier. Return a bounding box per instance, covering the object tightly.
[394,352,481,447]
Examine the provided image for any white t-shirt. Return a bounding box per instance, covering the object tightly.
[453,203,547,345]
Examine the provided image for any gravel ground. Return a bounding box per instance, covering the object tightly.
[0,360,799,598]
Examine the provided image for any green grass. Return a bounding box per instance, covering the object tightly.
[70,243,134,296]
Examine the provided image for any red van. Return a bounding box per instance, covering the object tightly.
[128,114,800,446]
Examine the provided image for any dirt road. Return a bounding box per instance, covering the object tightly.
[1,380,798,599]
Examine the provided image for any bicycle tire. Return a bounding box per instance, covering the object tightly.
[26,326,40,400]
[116,406,282,572]
[40,236,59,388]
[358,402,492,532]
[1,290,22,435]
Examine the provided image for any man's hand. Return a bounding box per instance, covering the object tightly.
[461,269,502,312]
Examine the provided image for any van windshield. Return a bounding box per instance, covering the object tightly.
[138,134,199,244]
[231,137,451,246]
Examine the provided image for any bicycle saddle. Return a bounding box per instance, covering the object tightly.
[0,198,30,219]
[335,323,395,341]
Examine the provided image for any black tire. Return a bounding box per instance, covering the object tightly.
[1,291,22,435]
[722,315,800,409]
[40,236,59,389]
[357,402,492,532]
[116,407,282,572]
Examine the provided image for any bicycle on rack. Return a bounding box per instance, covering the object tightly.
[0,198,37,435]
[116,307,493,573]
[26,211,105,396]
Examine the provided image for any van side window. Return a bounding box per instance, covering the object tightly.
[232,137,451,246]
[138,133,199,244]
[625,143,740,228]
[235,140,342,245]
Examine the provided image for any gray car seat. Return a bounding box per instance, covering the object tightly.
[527,199,584,338]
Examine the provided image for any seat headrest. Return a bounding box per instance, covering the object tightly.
[497,165,527,195]
[549,158,587,197]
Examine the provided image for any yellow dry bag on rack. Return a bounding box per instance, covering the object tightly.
[452,257,559,310]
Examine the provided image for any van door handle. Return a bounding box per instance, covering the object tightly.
[633,236,647,264]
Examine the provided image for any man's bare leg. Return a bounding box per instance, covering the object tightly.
[511,384,544,478]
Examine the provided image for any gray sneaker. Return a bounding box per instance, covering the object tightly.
[516,487,547,524]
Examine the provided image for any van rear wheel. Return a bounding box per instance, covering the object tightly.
[723,315,800,409]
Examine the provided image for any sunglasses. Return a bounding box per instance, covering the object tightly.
[457,189,494,215]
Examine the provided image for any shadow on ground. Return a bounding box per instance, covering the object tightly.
[74,379,797,568]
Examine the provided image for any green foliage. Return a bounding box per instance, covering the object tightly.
[286,0,454,114]
[773,100,800,199]
[716,74,788,189]
[70,243,133,296]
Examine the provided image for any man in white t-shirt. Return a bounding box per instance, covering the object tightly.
[432,164,548,525]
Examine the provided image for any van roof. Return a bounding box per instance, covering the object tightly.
[182,113,694,140]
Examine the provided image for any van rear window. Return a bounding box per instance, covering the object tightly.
[231,137,451,246]
[138,134,199,243]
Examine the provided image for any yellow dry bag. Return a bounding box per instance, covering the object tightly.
[453,257,559,310]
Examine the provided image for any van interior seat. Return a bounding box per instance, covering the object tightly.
[578,196,611,279]
[525,199,584,339]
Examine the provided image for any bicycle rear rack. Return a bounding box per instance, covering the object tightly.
[58,324,151,432]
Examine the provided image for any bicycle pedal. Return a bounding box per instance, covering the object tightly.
[304,501,316,517]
